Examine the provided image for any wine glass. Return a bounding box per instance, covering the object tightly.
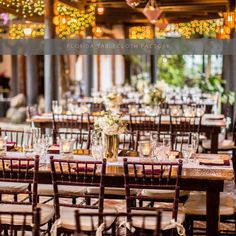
[91,131,102,160]
[162,137,171,160]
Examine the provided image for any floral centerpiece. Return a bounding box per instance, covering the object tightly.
[103,92,123,111]
[143,86,165,114]
[132,73,150,94]
[94,112,127,162]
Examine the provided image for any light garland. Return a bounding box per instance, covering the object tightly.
[0,0,44,18]
[9,23,44,39]
[156,18,225,39]
[129,26,153,39]
[54,2,96,38]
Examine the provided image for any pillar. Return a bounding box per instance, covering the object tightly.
[11,55,18,96]
[84,28,93,96]
[150,54,157,84]
[26,55,38,105]
[17,55,26,95]
[44,0,58,112]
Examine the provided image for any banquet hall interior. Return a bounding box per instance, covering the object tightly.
[0,0,236,236]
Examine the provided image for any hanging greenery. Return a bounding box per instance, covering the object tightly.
[158,55,187,87]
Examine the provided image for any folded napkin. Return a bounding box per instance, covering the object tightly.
[118,150,138,157]
[199,159,230,166]
[48,144,60,154]
[72,167,94,173]
[142,169,162,175]
[6,142,16,151]
[8,163,34,169]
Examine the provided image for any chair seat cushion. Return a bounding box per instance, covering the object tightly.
[202,139,235,150]
[183,192,234,215]
[58,207,117,231]
[0,182,29,193]
[38,184,86,196]
[0,203,54,226]
[87,187,137,196]
[131,210,185,230]
[141,189,189,199]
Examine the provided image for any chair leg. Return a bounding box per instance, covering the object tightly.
[139,200,143,207]
[72,197,76,205]
[85,196,91,205]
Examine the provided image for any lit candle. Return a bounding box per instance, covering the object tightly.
[129,105,138,115]
[169,153,176,161]
[60,139,75,159]
[139,141,152,158]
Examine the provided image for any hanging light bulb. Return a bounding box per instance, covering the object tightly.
[23,27,32,36]
[143,0,162,24]
[97,4,105,15]
[126,0,141,8]
[223,11,235,28]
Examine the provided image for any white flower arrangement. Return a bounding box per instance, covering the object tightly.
[94,112,127,136]
[143,86,165,107]
[131,72,150,93]
[103,92,122,109]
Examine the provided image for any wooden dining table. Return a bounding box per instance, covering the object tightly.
[1,152,234,236]
[30,113,226,154]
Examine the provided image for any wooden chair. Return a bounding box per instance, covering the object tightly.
[0,207,41,236]
[75,211,162,236]
[50,157,117,235]
[52,113,91,148]
[169,115,202,152]
[0,156,54,234]
[0,128,33,150]
[0,128,34,202]
[123,159,185,236]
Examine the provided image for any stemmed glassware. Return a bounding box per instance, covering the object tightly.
[91,131,103,160]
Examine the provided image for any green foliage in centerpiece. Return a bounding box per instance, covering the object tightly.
[143,86,165,107]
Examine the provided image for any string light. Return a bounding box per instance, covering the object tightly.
[9,23,44,39]
[129,26,153,39]
[156,18,224,39]
[54,2,96,38]
[97,4,105,15]
[0,0,44,18]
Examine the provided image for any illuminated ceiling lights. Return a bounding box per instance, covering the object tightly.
[0,0,44,18]
[126,0,141,8]
[129,26,154,39]
[143,0,162,24]
[54,2,96,38]
[9,23,44,39]
[97,3,105,15]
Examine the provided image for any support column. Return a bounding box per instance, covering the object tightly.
[150,54,157,84]
[17,55,26,95]
[26,55,38,105]
[112,55,116,86]
[11,55,18,96]
[84,28,93,96]
[97,55,101,91]
[44,0,57,112]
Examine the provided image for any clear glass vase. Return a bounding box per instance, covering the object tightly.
[102,134,119,162]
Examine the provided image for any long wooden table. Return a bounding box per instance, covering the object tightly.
[30,113,226,154]
[2,152,233,236]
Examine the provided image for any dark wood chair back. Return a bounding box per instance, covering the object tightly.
[50,157,106,224]
[123,159,182,221]
[75,211,162,236]
[0,128,33,149]
[0,207,41,236]
[52,113,91,148]
[130,115,160,132]
[0,156,39,209]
